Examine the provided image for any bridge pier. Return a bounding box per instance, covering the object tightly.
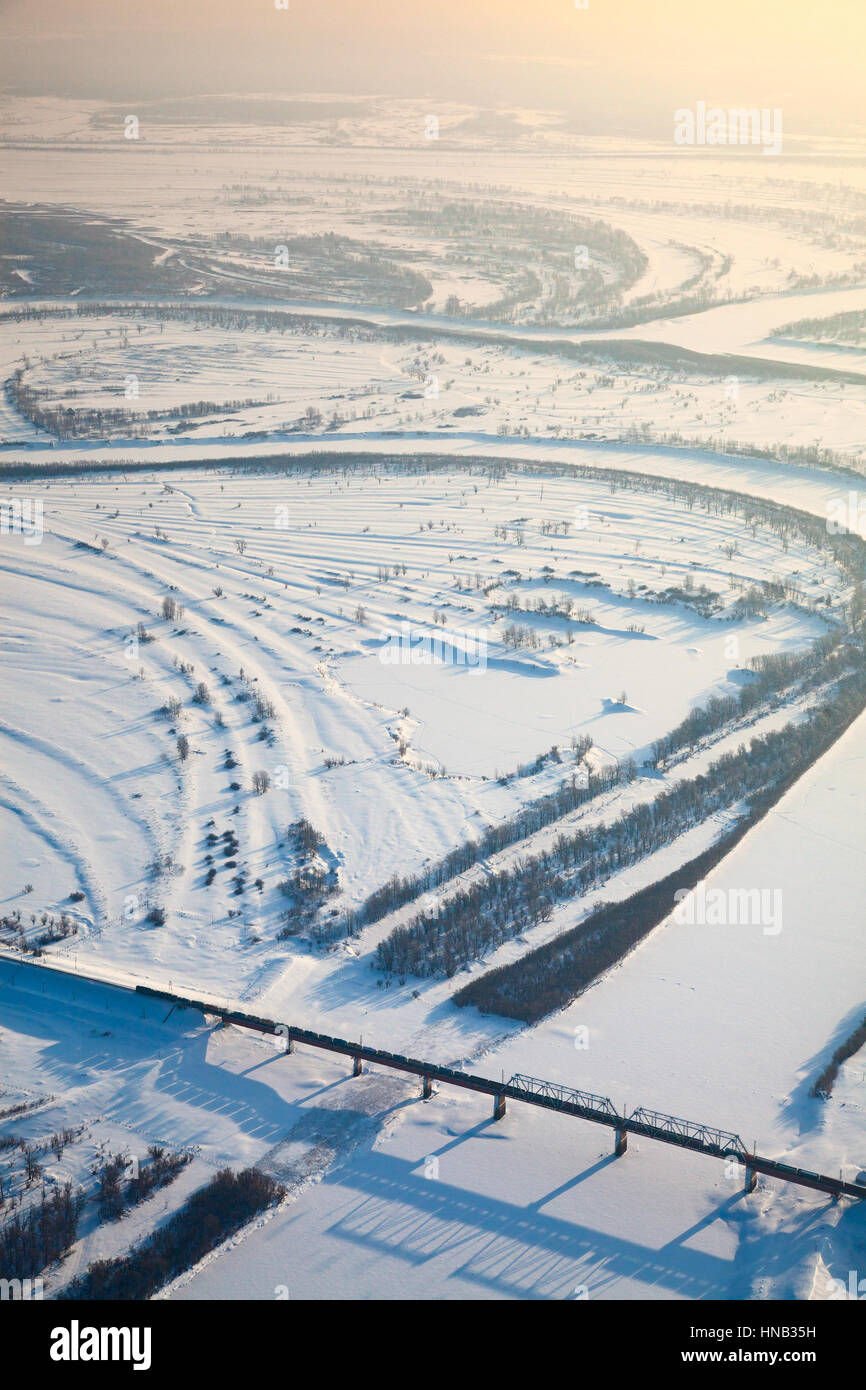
[493,1093,506,1121]
[352,1056,363,1077]
[744,1165,758,1194]
[614,1126,628,1157]
[422,1076,434,1099]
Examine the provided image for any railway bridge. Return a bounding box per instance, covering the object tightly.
[135,983,866,1204]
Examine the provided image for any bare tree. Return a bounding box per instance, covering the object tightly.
[162,595,184,621]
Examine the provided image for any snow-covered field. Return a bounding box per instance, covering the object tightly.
[4,299,866,468]
[0,463,839,978]
[1,95,864,1304]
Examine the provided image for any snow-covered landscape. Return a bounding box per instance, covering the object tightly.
[1,2,864,1323]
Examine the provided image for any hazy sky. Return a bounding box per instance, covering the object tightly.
[1,0,863,137]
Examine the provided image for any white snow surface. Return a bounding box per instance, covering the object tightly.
[1,105,864,1302]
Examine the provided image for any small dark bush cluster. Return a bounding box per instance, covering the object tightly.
[276,820,337,938]
[97,1146,191,1222]
[292,819,325,856]
[0,910,77,954]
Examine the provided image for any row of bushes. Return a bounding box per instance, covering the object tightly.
[349,759,636,933]
[69,1168,284,1301]
[812,1015,866,1099]
[97,1146,191,1222]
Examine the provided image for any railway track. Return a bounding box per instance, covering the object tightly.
[2,953,862,1203]
[135,983,866,1203]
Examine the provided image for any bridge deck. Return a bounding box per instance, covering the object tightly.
[132,983,866,1203]
[1,956,860,1204]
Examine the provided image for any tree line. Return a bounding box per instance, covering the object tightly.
[651,632,852,766]
[346,757,637,934]
[0,1183,84,1282]
[376,659,866,982]
[69,1168,284,1300]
